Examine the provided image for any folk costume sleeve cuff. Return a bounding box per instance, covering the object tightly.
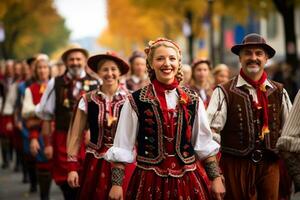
[68,159,80,172]
[29,129,39,140]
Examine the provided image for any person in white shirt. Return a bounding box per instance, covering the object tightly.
[207,33,292,200]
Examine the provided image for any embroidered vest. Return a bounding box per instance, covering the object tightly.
[129,84,198,165]
[85,90,126,150]
[54,74,98,131]
[219,76,283,156]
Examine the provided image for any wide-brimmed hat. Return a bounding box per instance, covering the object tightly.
[87,52,129,75]
[61,48,89,63]
[231,33,275,58]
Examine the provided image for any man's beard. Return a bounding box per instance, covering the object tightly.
[69,65,84,77]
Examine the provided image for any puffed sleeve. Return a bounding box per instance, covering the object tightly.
[206,87,228,143]
[105,99,138,163]
[192,97,220,160]
[22,88,36,118]
[35,78,56,120]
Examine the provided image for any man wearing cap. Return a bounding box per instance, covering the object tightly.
[207,33,292,199]
[36,48,98,200]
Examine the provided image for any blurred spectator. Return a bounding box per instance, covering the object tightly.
[212,64,230,86]
[126,50,148,92]
[181,64,192,86]
[190,58,214,108]
[273,62,298,102]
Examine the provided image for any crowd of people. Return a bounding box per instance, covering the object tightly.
[0,33,299,200]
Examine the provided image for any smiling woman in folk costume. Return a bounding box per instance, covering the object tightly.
[22,57,52,200]
[66,52,135,200]
[105,38,225,200]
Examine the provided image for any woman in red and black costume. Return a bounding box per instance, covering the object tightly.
[106,38,225,200]
[66,52,135,200]
[22,57,52,200]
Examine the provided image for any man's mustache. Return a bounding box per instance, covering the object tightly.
[69,64,82,68]
[246,59,261,66]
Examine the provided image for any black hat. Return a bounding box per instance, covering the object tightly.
[61,48,89,63]
[87,52,129,75]
[231,33,275,58]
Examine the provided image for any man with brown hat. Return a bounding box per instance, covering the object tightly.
[207,33,292,199]
[36,47,98,200]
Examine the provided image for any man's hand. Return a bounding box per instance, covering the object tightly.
[30,139,40,156]
[211,176,226,200]
[44,145,53,160]
[67,171,80,188]
[109,185,123,200]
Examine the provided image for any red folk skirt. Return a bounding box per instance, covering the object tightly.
[52,130,86,185]
[0,115,14,138]
[76,153,136,200]
[126,163,211,200]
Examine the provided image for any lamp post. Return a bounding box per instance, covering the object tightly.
[208,0,214,67]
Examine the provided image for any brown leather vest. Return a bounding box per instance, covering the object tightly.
[219,76,283,156]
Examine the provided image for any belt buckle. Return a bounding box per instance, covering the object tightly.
[251,149,263,163]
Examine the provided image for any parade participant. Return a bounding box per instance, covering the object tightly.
[126,50,148,92]
[190,58,214,108]
[212,64,230,86]
[277,90,300,194]
[0,60,15,169]
[14,58,38,191]
[207,33,292,200]
[67,52,134,199]
[106,38,225,200]
[36,48,98,200]
[181,64,192,87]
[22,57,52,200]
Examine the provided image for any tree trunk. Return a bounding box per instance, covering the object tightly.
[273,0,299,101]
[186,10,194,64]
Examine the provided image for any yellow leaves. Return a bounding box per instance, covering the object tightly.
[0,3,7,18]
[0,0,69,59]
[100,0,211,54]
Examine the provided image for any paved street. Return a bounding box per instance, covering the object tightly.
[0,152,63,200]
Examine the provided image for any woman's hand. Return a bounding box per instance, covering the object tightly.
[44,145,53,160]
[30,138,40,156]
[67,171,80,188]
[109,185,123,200]
[211,176,226,200]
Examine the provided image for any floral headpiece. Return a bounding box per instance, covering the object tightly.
[144,38,182,56]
